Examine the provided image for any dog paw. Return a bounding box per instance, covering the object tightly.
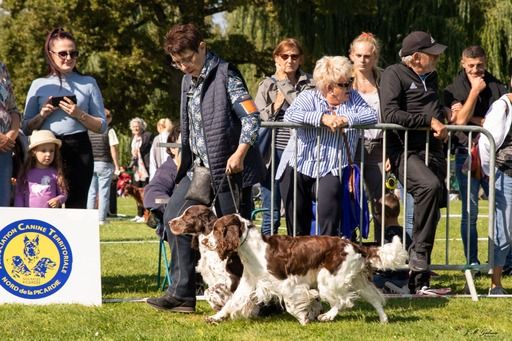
[205,315,223,325]
[317,311,336,322]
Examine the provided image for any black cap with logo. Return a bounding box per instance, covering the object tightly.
[399,31,447,57]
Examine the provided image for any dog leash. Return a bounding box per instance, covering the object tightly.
[210,172,239,214]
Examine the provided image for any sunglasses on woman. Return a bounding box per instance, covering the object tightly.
[51,50,80,59]
[336,79,353,89]
[279,53,300,61]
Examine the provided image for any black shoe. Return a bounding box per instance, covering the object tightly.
[409,250,428,272]
[146,294,195,313]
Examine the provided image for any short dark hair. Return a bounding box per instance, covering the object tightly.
[375,193,400,219]
[164,23,203,55]
[462,45,486,59]
[44,27,78,78]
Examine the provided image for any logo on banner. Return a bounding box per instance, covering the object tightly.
[0,219,73,299]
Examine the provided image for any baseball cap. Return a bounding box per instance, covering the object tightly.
[399,31,447,57]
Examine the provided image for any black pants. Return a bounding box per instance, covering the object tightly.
[392,150,446,292]
[280,166,342,236]
[134,179,148,216]
[58,131,93,208]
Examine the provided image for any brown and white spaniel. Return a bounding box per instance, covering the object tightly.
[123,183,149,221]
[203,214,408,325]
[169,205,250,314]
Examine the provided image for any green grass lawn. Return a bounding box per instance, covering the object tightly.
[1,197,512,340]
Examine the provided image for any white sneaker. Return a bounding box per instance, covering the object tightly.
[135,216,146,223]
[384,282,410,295]
[130,216,142,222]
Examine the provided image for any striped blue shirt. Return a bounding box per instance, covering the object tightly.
[284,89,377,177]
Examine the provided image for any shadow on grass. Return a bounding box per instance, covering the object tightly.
[102,274,162,295]
[245,298,449,325]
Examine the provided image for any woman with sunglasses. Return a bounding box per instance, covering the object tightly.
[254,38,314,236]
[282,56,377,236]
[23,27,106,208]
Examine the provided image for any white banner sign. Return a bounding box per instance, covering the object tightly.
[0,208,101,306]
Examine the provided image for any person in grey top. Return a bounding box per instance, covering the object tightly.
[254,38,314,236]
[23,27,106,208]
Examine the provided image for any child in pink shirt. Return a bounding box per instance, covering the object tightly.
[15,130,68,208]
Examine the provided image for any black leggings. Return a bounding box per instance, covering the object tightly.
[58,131,93,208]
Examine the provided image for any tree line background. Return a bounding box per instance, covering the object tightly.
[0,0,510,142]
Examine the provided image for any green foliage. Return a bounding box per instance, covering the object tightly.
[0,0,509,133]
[0,0,188,131]
[226,0,511,94]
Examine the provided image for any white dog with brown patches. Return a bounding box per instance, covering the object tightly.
[203,214,408,325]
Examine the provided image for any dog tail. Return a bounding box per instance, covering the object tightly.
[363,236,409,271]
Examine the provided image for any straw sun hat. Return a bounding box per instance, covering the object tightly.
[28,130,62,151]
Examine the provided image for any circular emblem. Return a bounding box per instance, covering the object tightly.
[0,219,73,299]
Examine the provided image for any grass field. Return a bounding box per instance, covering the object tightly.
[1,197,511,340]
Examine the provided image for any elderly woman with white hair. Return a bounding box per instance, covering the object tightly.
[282,56,378,236]
[129,117,154,222]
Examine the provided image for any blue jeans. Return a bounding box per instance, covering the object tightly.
[493,169,512,267]
[87,161,114,222]
[260,149,283,235]
[399,184,414,238]
[455,152,488,264]
[0,151,12,206]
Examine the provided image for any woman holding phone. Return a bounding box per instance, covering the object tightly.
[23,27,106,208]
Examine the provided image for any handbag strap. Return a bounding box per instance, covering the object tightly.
[210,172,239,214]
[341,131,356,194]
[341,131,353,165]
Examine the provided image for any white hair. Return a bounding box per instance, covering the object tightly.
[129,117,147,131]
[401,54,414,66]
[313,56,353,93]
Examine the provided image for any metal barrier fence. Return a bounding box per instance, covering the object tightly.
[260,121,497,300]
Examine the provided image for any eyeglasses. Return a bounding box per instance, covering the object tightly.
[336,79,353,89]
[279,53,300,61]
[51,50,79,59]
[170,52,196,69]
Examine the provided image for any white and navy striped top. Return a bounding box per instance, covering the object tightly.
[284,89,377,177]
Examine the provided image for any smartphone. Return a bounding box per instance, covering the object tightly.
[50,95,77,107]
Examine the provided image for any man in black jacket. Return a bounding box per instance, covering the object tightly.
[380,31,448,294]
[444,46,507,267]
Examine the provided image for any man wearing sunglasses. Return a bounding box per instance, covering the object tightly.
[380,31,448,296]
[146,23,264,313]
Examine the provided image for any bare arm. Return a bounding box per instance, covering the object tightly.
[449,76,486,125]
[111,144,120,173]
[58,97,103,133]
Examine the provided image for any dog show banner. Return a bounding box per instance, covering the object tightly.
[0,208,101,305]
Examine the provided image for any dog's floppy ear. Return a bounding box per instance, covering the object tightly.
[214,215,242,260]
[201,207,217,234]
